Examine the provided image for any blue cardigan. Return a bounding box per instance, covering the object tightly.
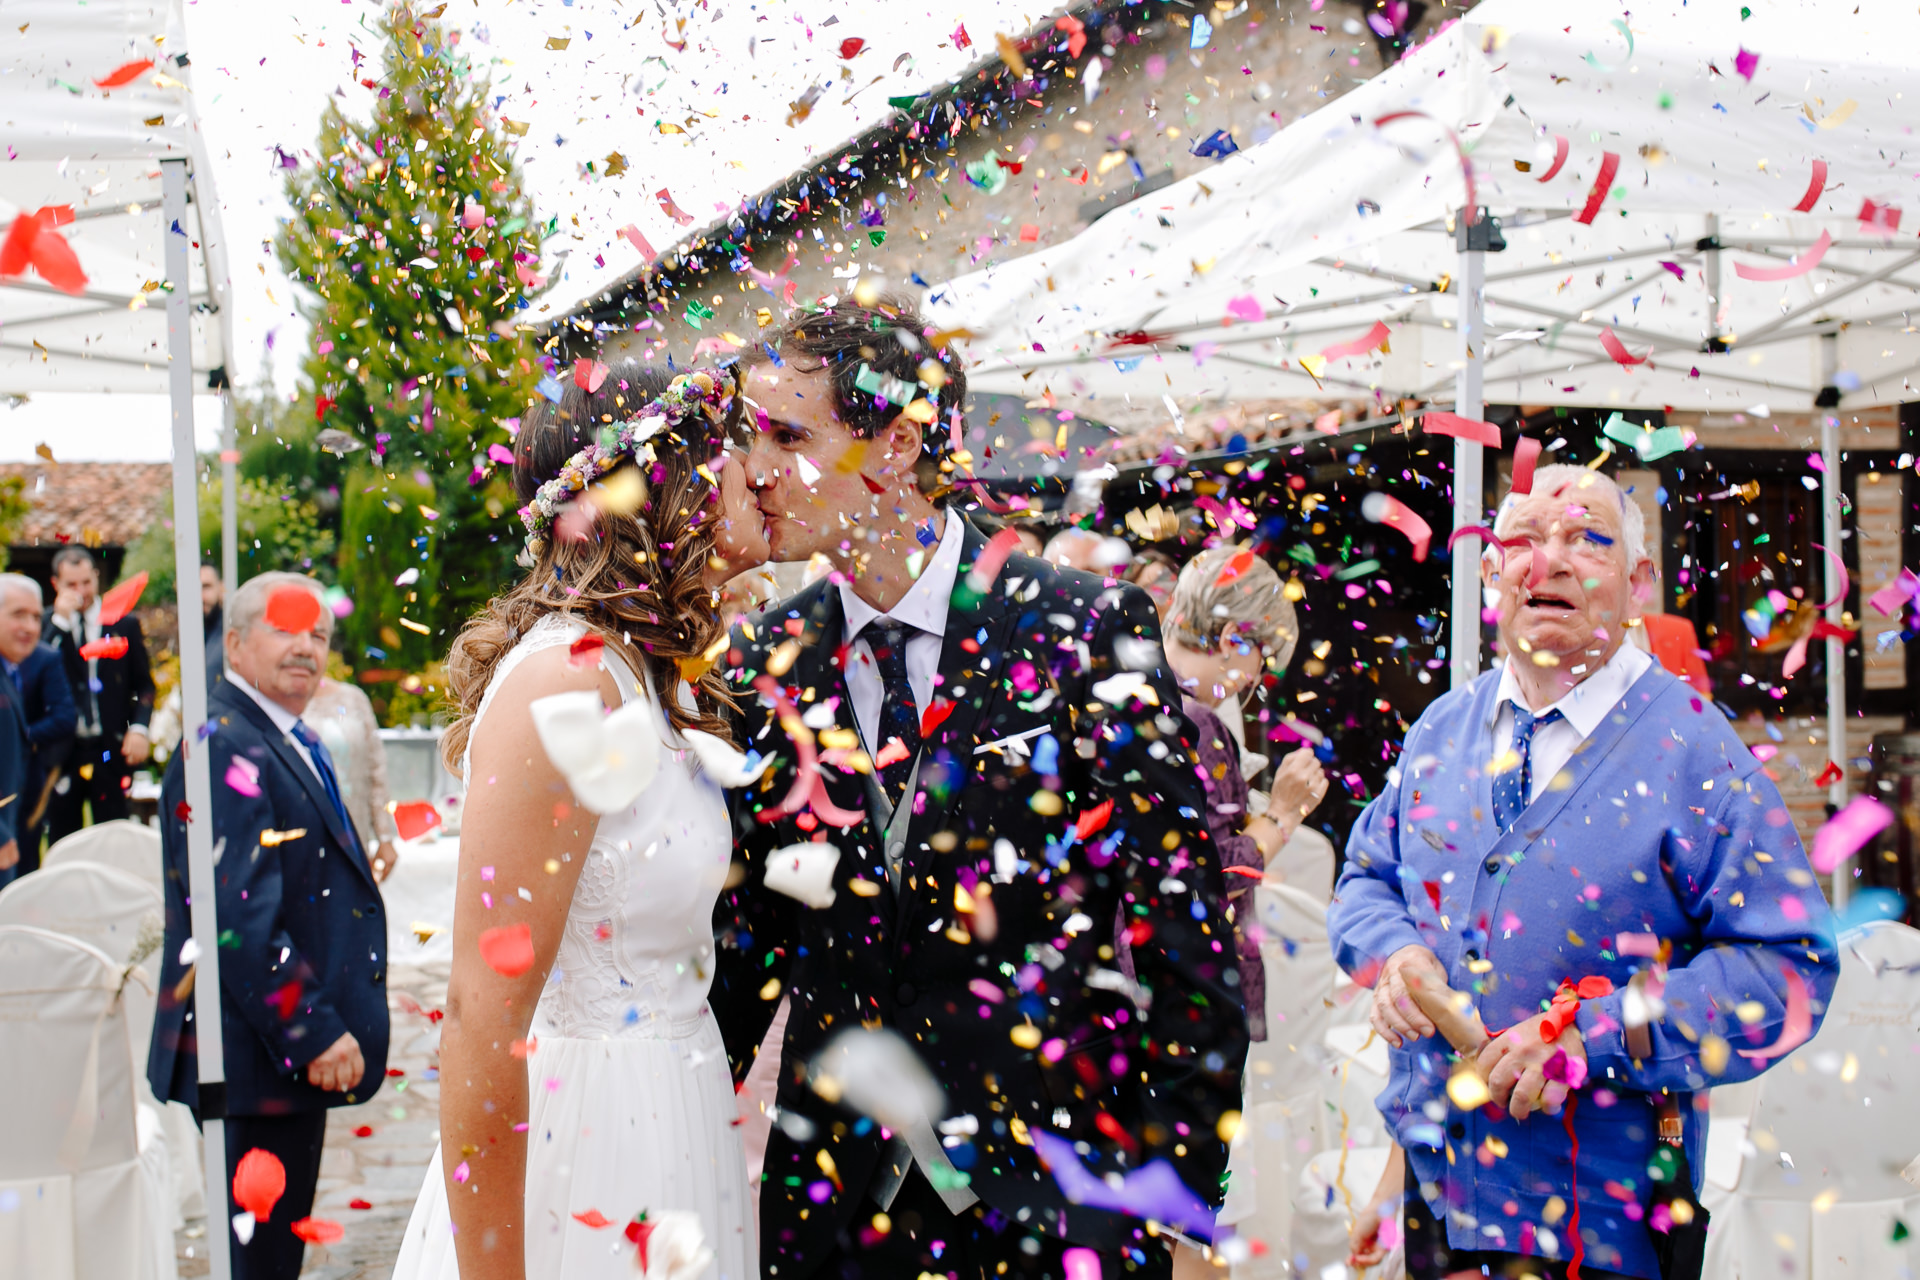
[1329,662,1839,1279]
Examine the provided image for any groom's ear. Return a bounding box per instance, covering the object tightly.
[874,410,924,483]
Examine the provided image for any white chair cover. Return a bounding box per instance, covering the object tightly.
[1700,920,1920,1279]
[0,862,196,1224]
[0,925,175,1280]
[42,820,163,895]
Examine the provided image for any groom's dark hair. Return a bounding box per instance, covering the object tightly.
[749,294,967,506]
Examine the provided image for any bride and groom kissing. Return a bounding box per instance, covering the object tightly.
[392,297,1250,1280]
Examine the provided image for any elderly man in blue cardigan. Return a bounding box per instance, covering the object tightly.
[1329,464,1839,1280]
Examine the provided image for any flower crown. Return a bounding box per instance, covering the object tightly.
[517,367,740,556]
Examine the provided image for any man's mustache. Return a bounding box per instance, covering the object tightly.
[279,655,320,673]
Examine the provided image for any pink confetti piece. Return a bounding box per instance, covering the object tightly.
[1512,436,1543,494]
[618,224,656,260]
[965,528,1026,594]
[1362,492,1432,561]
[1599,326,1648,366]
[1575,151,1621,225]
[1868,568,1920,617]
[573,358,610,393]
[487,443,515,465]
[1615,933,1661,958]
[225,757,262,798]
[1735,963,1814,1062]
[1860,199,1902,236]
[1224,294,1265,323]
[1318,319,1391,362]
[1733,47,1759,81]
[1781,631,1811,679]
[1809,795,1894,874]
[1063,1247,1103,1280]
[1423,409,1501,448]
[1793,159,1828,212]
[1537,134,1571,183]
[1810,542,1848,609]
[1734,229,1831,281]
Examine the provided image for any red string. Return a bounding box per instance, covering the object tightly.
[1562,1092,1583,1280]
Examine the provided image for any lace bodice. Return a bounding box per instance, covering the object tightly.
[466,616,734,1039]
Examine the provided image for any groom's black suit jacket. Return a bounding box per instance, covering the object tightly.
[712,517,1249,1275]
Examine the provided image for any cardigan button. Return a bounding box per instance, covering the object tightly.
[1448,1122,1466,1140]
[1484,857,1501,876]
[896,983,918,1008]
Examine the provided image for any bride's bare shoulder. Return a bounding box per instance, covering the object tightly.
[468,639,622,756]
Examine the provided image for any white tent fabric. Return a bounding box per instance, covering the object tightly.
[0,0,230,392]
[930,0,1920,417]
[0,925,176,1280]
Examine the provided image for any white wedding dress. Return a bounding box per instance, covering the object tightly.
[391,617,756,1279]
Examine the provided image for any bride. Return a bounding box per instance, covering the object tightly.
[391,362,769,1280]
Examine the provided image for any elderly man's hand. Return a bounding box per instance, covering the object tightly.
[1476,1021,1585,1121]
[306,1031,365,1093]
[1371,944,1445,1048]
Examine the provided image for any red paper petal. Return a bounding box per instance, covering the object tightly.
[1537,134,1571,183]
[1575,151,1621,225]
[573,358,609,393]
[392,800,442,842]
[1318,319,1391,363]
[93,58,154,89]
[352,1125,374,1138]
[348,1198,373,1211]
[78,635,129,661]
[1423,410,1502,448]
[1511,437,1543,495]
[1213,548,1257,587]
[0,211,44,278]
[919,698,956,739]
[264,584,323,633]
[573,1208,615,1229]
[1599,327,1648,366]
[838,37,866,59]
[567,632,606,668]
[1074,799,1114,841]
[478,922,536,978]
[97,570,148,626]
[233,1148,287,1220]
[1793,159,1828,213]
[290,1217,344,1245]
[27,222,88,295]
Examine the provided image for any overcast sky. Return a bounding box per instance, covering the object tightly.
[4,0,1057,461]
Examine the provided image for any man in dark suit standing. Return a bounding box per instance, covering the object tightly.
[42,546,155,840]
[148,571,389,1280]
[0,573,75,873]
[0,627,31,888]
[712,300,1248,1279]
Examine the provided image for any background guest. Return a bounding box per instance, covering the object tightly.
[1123,546,1181,622]
[0,652,28,886]
[42,546,154,839]
[0,573,75,875]
[1043,524,1132,575]
[303,673,401,882]
[201,561,227,690]
[148,571,390,1280]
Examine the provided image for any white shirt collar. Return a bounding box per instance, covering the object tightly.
[1492,639,1653,739]
[838,512,966,645]
[227,670,304,738]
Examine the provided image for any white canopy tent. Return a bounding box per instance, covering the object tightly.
[930,0,1920,900]
[2,1,236,1273]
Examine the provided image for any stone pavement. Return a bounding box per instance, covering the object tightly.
[174,961,451,1280]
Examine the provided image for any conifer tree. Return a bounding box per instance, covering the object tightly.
[277,1,548,667]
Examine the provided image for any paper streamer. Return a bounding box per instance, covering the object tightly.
[1575,151,1621,225]
[1512,437,1543,494]
[1810,795,1895,874]
[1537,135,1571,183]
[1735,963,1815,1062]
[752,675,865,829]
[1423,410,1501,448]
[1319,319,1392,362]
[1734,229,1832,282]
[1598,327,1648,366]
[1811,543,1849,610]
[1793,159,1828,213]
[1375,111,1478,225]
[1361,492,1432,562]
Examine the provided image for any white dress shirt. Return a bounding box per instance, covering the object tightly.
[1490,642,1653,804]
[837,513,966,754]
[227,671,326,789]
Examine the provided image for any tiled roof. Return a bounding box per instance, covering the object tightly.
[0,462,173,549]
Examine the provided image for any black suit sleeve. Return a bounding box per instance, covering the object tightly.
[708,624,801,1087]
[0,687,24,848]
[121,618,154,729]
[1078,584,1250,1196]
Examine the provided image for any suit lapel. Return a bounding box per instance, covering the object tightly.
[215,685,377,890]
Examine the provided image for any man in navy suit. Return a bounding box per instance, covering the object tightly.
[42,545,156,841]
[148,571,389,1280]
[0,573,75,875]
[0,638,29,886]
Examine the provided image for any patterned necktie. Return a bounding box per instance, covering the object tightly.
[867,621,922,810]
[1492,705,1563,832]
[291,719,362,857]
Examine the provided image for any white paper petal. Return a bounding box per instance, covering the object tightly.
[1090,670,1147,705]
[683,729,772,787]
[530,690,661,814]
[529,690,608,777]
[809,1026,947,1133]
[764,842,839,909]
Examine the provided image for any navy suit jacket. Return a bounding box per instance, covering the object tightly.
[0,675,27,848]
[11,642,76,821]
[148,680,390,1117]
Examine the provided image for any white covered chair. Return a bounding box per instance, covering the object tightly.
[42,819,163,895]
[1700,919,1920,1279]
[0,925,176,1280]
[0,861,200,1224]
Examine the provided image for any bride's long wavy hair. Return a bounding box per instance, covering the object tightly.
[442,360,741,769]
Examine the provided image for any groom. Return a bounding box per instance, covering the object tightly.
[712,298,1249,1279]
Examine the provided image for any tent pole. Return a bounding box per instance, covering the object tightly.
[1451,214,1489,689]
[163,156,233,1280]
[1819,330,1850,908]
